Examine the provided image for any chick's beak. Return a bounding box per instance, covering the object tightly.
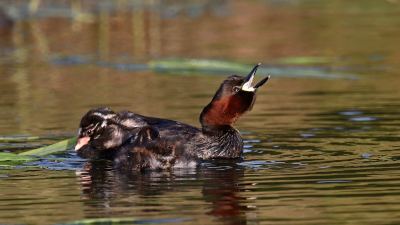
[75,137,90,151]
[242,63,269,92]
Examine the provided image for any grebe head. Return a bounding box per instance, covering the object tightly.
[200,63,269,131]
[75,107,117,151]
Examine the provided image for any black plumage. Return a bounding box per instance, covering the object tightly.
[75,63,269,170]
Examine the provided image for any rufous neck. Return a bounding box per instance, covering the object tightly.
[200,92,255,133]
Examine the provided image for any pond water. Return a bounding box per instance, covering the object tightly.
[1,0,400,224]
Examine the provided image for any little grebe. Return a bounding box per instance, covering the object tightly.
[75,63,269,170]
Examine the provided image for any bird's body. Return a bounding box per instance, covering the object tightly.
[75,64,269,170]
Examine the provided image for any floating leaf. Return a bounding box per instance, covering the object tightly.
[63,218,194,225]
[149,58,251,75]
[62,218,137,225]
[273,56,334,64]
[0,137,79,169]
[0,152,38,162]
[19,137,78,156]
[0,135,42,141]
[150,58,248,70]
[0,134,76,141]
[149,58,357,79]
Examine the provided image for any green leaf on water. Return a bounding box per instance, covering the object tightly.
[149,58,251,75]
[0,137,79,169]
[63,218,194,225]
[63,218,136,225]
[0,135,42,141]
[0,152,38,162]
[149,58,357,79]
[273,56,334,64]
[19,137,78,156]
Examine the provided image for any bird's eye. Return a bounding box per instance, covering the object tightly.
[232,86,241,92]
[86,130,93,136]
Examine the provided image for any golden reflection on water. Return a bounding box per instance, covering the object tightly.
[0,1,399,63]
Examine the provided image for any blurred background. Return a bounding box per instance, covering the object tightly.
[0,0,399,136]
[1,1,400,224]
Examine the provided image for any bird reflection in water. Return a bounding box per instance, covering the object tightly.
[76,160,253,224]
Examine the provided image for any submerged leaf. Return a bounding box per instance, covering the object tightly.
[19,137,78,156]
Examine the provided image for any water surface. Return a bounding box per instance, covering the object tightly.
[1,1,400,224]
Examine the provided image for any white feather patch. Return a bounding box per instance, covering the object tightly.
[93,112,116,120]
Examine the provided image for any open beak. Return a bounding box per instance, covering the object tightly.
[75,137,90,151]
[242,63,270,91]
